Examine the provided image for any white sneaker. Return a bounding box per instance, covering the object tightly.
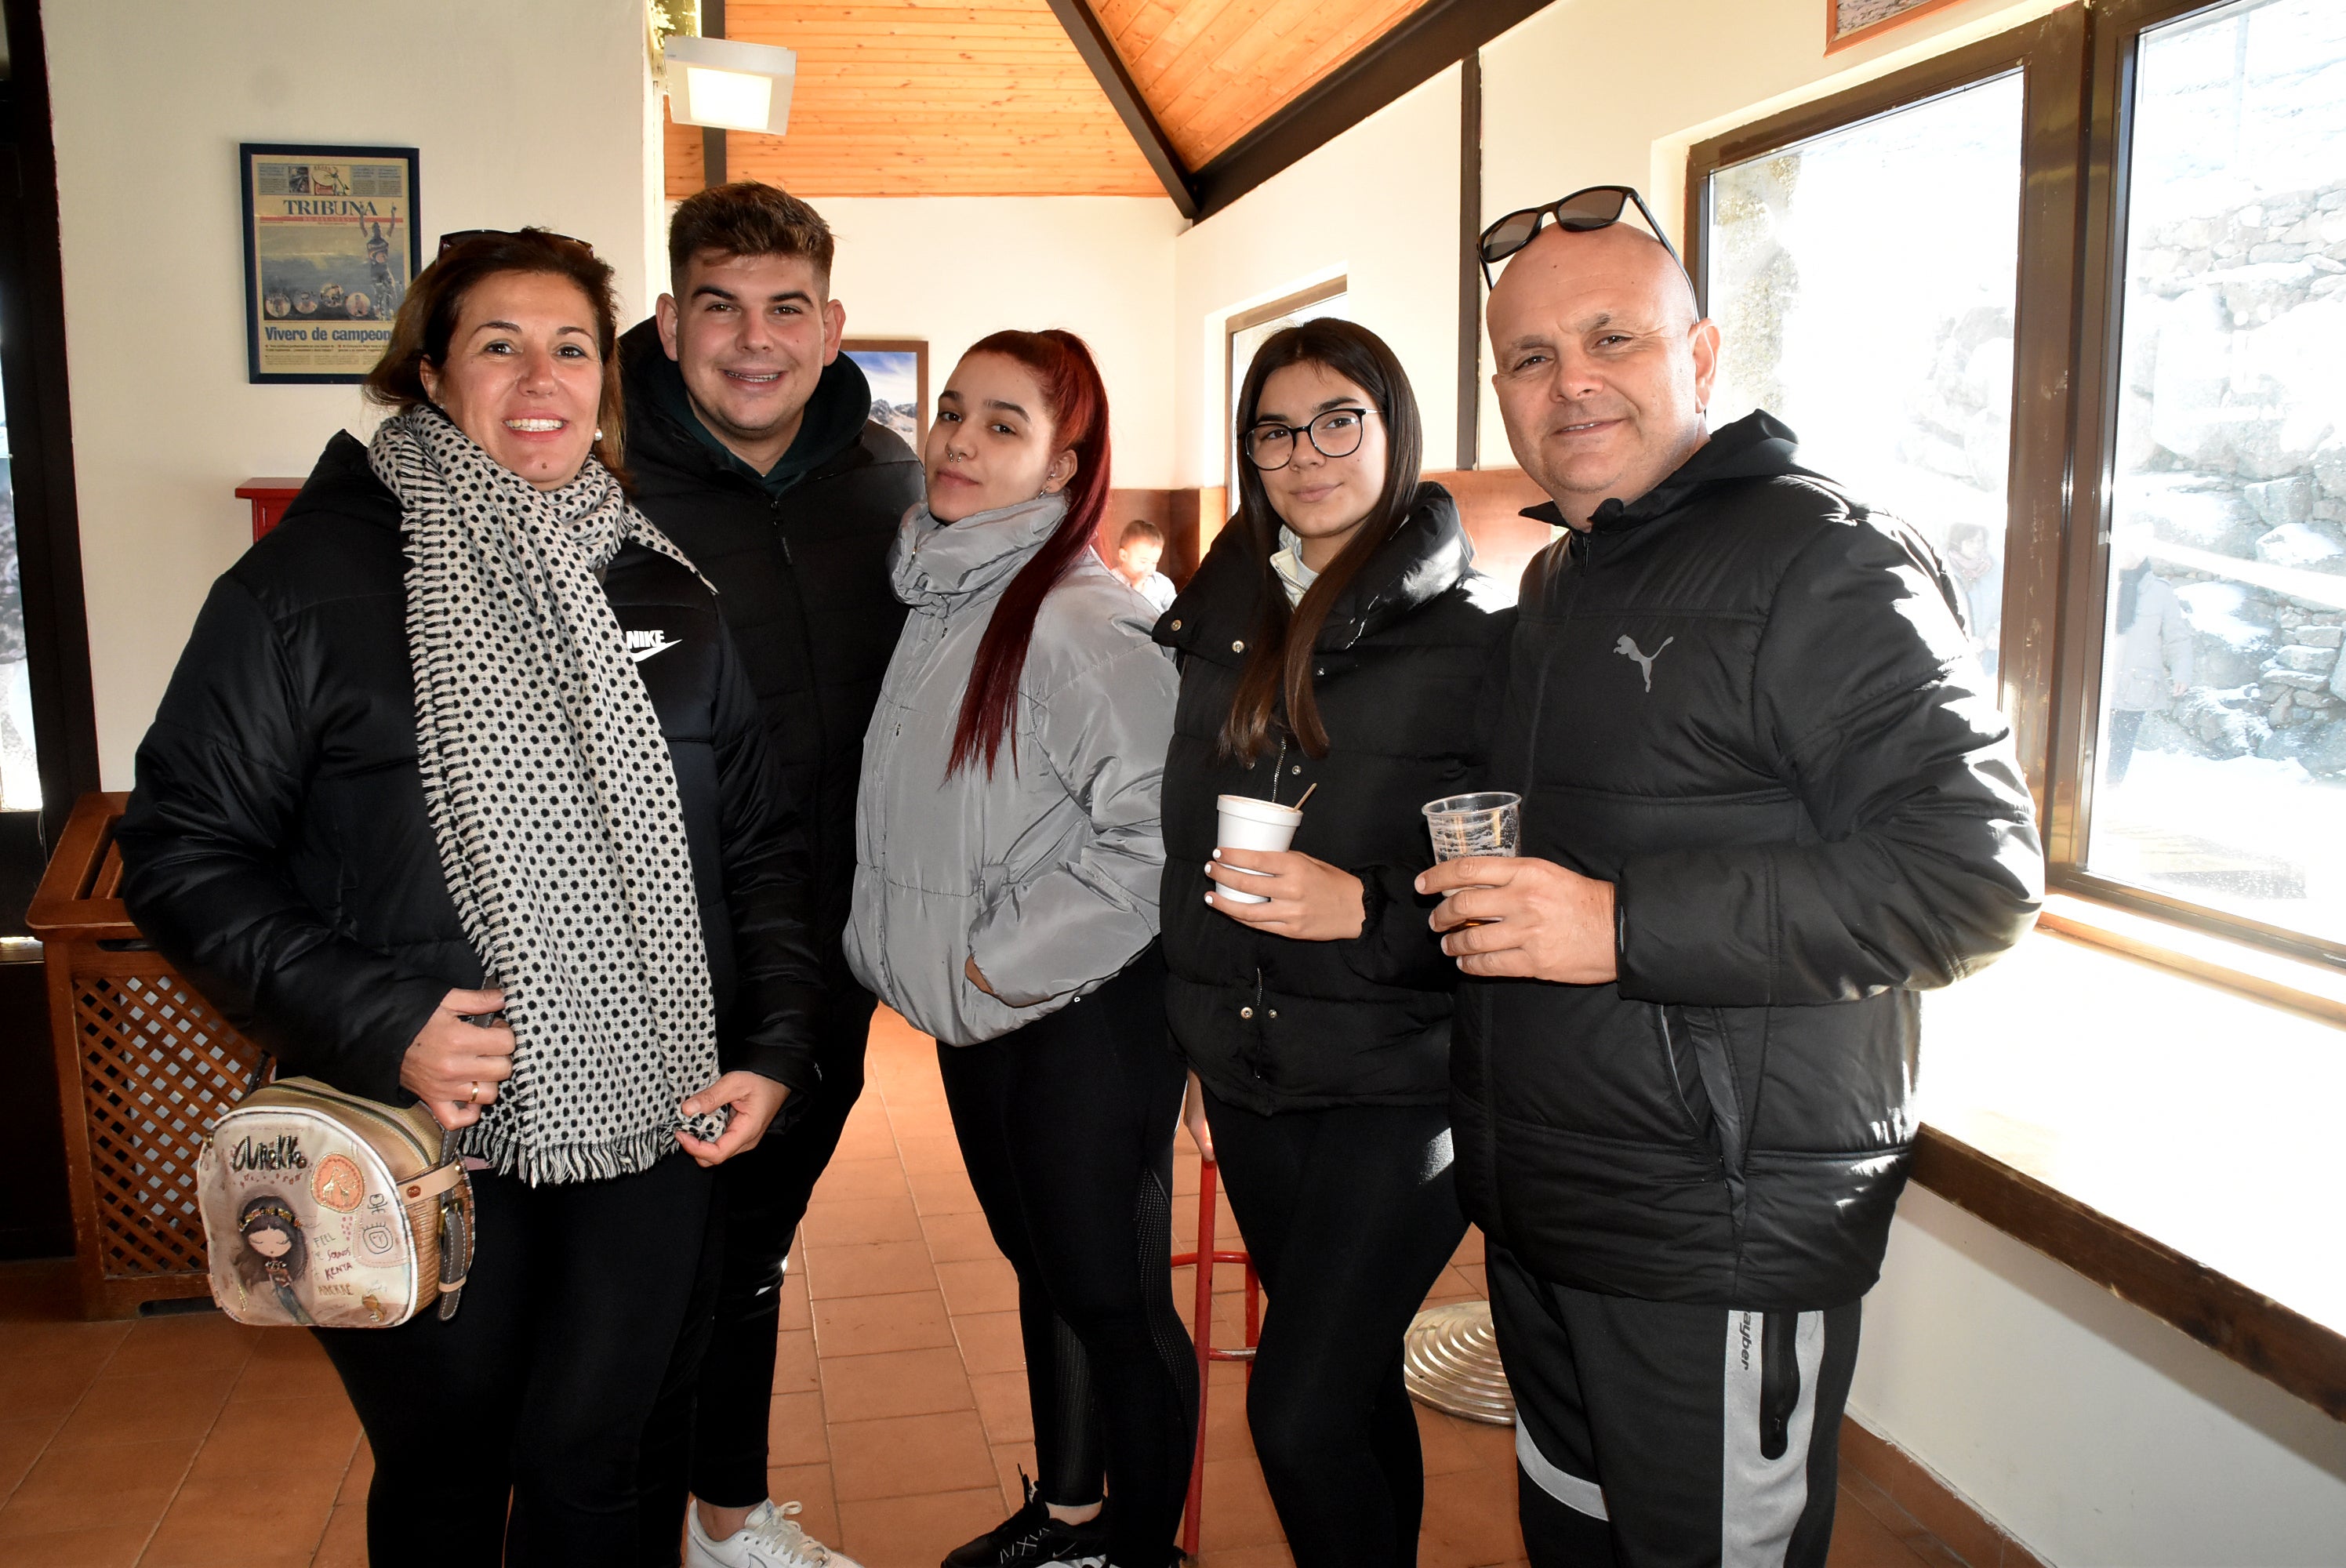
[686,1498,865,1568]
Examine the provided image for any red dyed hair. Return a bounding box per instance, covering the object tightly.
[947,329,1113,778]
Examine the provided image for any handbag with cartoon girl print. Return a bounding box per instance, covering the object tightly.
[196,1077,474,1329]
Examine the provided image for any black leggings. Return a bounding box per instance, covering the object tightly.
[1202,1091,1469,1568]
[938,945,1197,1568]
[316,1152,717,1568]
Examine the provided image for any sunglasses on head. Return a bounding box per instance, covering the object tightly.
[436,228,596,260]
[1476,185,1686,289]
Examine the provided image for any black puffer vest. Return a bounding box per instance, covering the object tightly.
[1156,485,1513,1115]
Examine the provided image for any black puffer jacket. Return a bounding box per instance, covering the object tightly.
[1456,413,2042,1311]
[619,323,923,975]
[115,433,824,1109]
[1157,485,1513,1114]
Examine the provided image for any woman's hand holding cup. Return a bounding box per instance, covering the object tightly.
[1205,792,1364,941]
[1204,848,1365,940]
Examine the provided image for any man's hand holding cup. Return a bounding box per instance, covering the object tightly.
[1419,856,1619,984]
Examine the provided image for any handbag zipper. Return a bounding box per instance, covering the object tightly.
[271,1081,440,1168]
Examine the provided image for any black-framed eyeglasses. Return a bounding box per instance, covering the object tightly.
[1476,185,1685,289]
[1243,407,1375,470]
[436,227,596,260]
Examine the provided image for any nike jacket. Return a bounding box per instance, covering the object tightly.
[114,432,825,1107]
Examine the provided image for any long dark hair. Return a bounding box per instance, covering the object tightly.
[1219,319,1425,762]
[363,228,629,480]
[947,329,1113,778]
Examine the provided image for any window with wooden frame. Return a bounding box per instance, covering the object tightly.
[0,0,100,936]
[1690,0,2346,972]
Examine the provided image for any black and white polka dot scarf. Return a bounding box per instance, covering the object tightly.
[371,405,724,1185]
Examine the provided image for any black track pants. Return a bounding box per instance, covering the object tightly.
[938,945,1197,1568]
[687,982,879,1507]
[1488,1246,1861,1568]
[1201,1092,1468,1568]
[316,1152,717,1568]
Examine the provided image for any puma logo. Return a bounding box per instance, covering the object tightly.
[626,629,680,663]
[1614,634,1674,691]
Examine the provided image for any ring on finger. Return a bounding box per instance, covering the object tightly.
[467,1080,480,1105]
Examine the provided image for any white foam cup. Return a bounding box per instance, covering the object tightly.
[1214,794,1302,904]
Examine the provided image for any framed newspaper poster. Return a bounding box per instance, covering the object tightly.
[1825,0,1966,53]
[240,143,419,383]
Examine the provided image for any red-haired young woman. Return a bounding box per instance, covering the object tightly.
[845,331,1193,1568]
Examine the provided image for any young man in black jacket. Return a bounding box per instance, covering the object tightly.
[1421,211,2044,1566]
[623,182,921,1568]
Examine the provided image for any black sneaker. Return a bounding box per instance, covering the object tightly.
[940,1474,1110,1568]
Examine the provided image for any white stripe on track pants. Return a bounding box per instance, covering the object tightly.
[1488,1243,1863,1568]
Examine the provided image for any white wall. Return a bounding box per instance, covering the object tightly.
[1171,65,1463,488]
[812,197,1186,489]
[1860,1187,2346,1566]
[45,0,661,786]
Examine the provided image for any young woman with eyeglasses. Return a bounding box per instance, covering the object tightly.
[1154,319,1512,1568]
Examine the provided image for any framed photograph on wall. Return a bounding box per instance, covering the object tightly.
[1825,0,1968,54]
[842,339,928,448]
[240,143,419,383]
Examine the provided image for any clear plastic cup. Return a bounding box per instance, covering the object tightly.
[1215,794,1302,904]
[1422,792,1522,862]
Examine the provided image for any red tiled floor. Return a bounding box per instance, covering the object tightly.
[820,1345,976,1424]
[801,1195,926,1248]
[933,1254,1020,1316]
[804,1239,942,1300]
[0,1004,1961,1567]
[813,1288,958,1357]
[829,1409,999,1502]
[772,1327,822,1394]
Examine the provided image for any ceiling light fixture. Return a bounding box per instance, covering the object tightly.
[663,34,796,136]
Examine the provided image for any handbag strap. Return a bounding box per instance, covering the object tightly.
[399,1162,466,1203]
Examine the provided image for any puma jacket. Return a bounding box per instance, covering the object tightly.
[1454,412,2043,1310]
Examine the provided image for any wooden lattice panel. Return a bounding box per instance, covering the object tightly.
[71,961,265,1284]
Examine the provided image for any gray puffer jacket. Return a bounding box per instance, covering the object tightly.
[845,494,1178,1045]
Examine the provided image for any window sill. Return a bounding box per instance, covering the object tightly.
[1916,907,2346,1419]
[2036,892,2346,1025]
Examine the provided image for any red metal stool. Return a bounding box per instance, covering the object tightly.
[1171,1156,1260,1559]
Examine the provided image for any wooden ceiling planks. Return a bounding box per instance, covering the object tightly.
[663,104,703,201]
[656,0,1451,201]
[1089,0,1430,168]
[664,0,1163,199]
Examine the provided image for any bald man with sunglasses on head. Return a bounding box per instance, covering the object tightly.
[1422,187,2043,1568]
